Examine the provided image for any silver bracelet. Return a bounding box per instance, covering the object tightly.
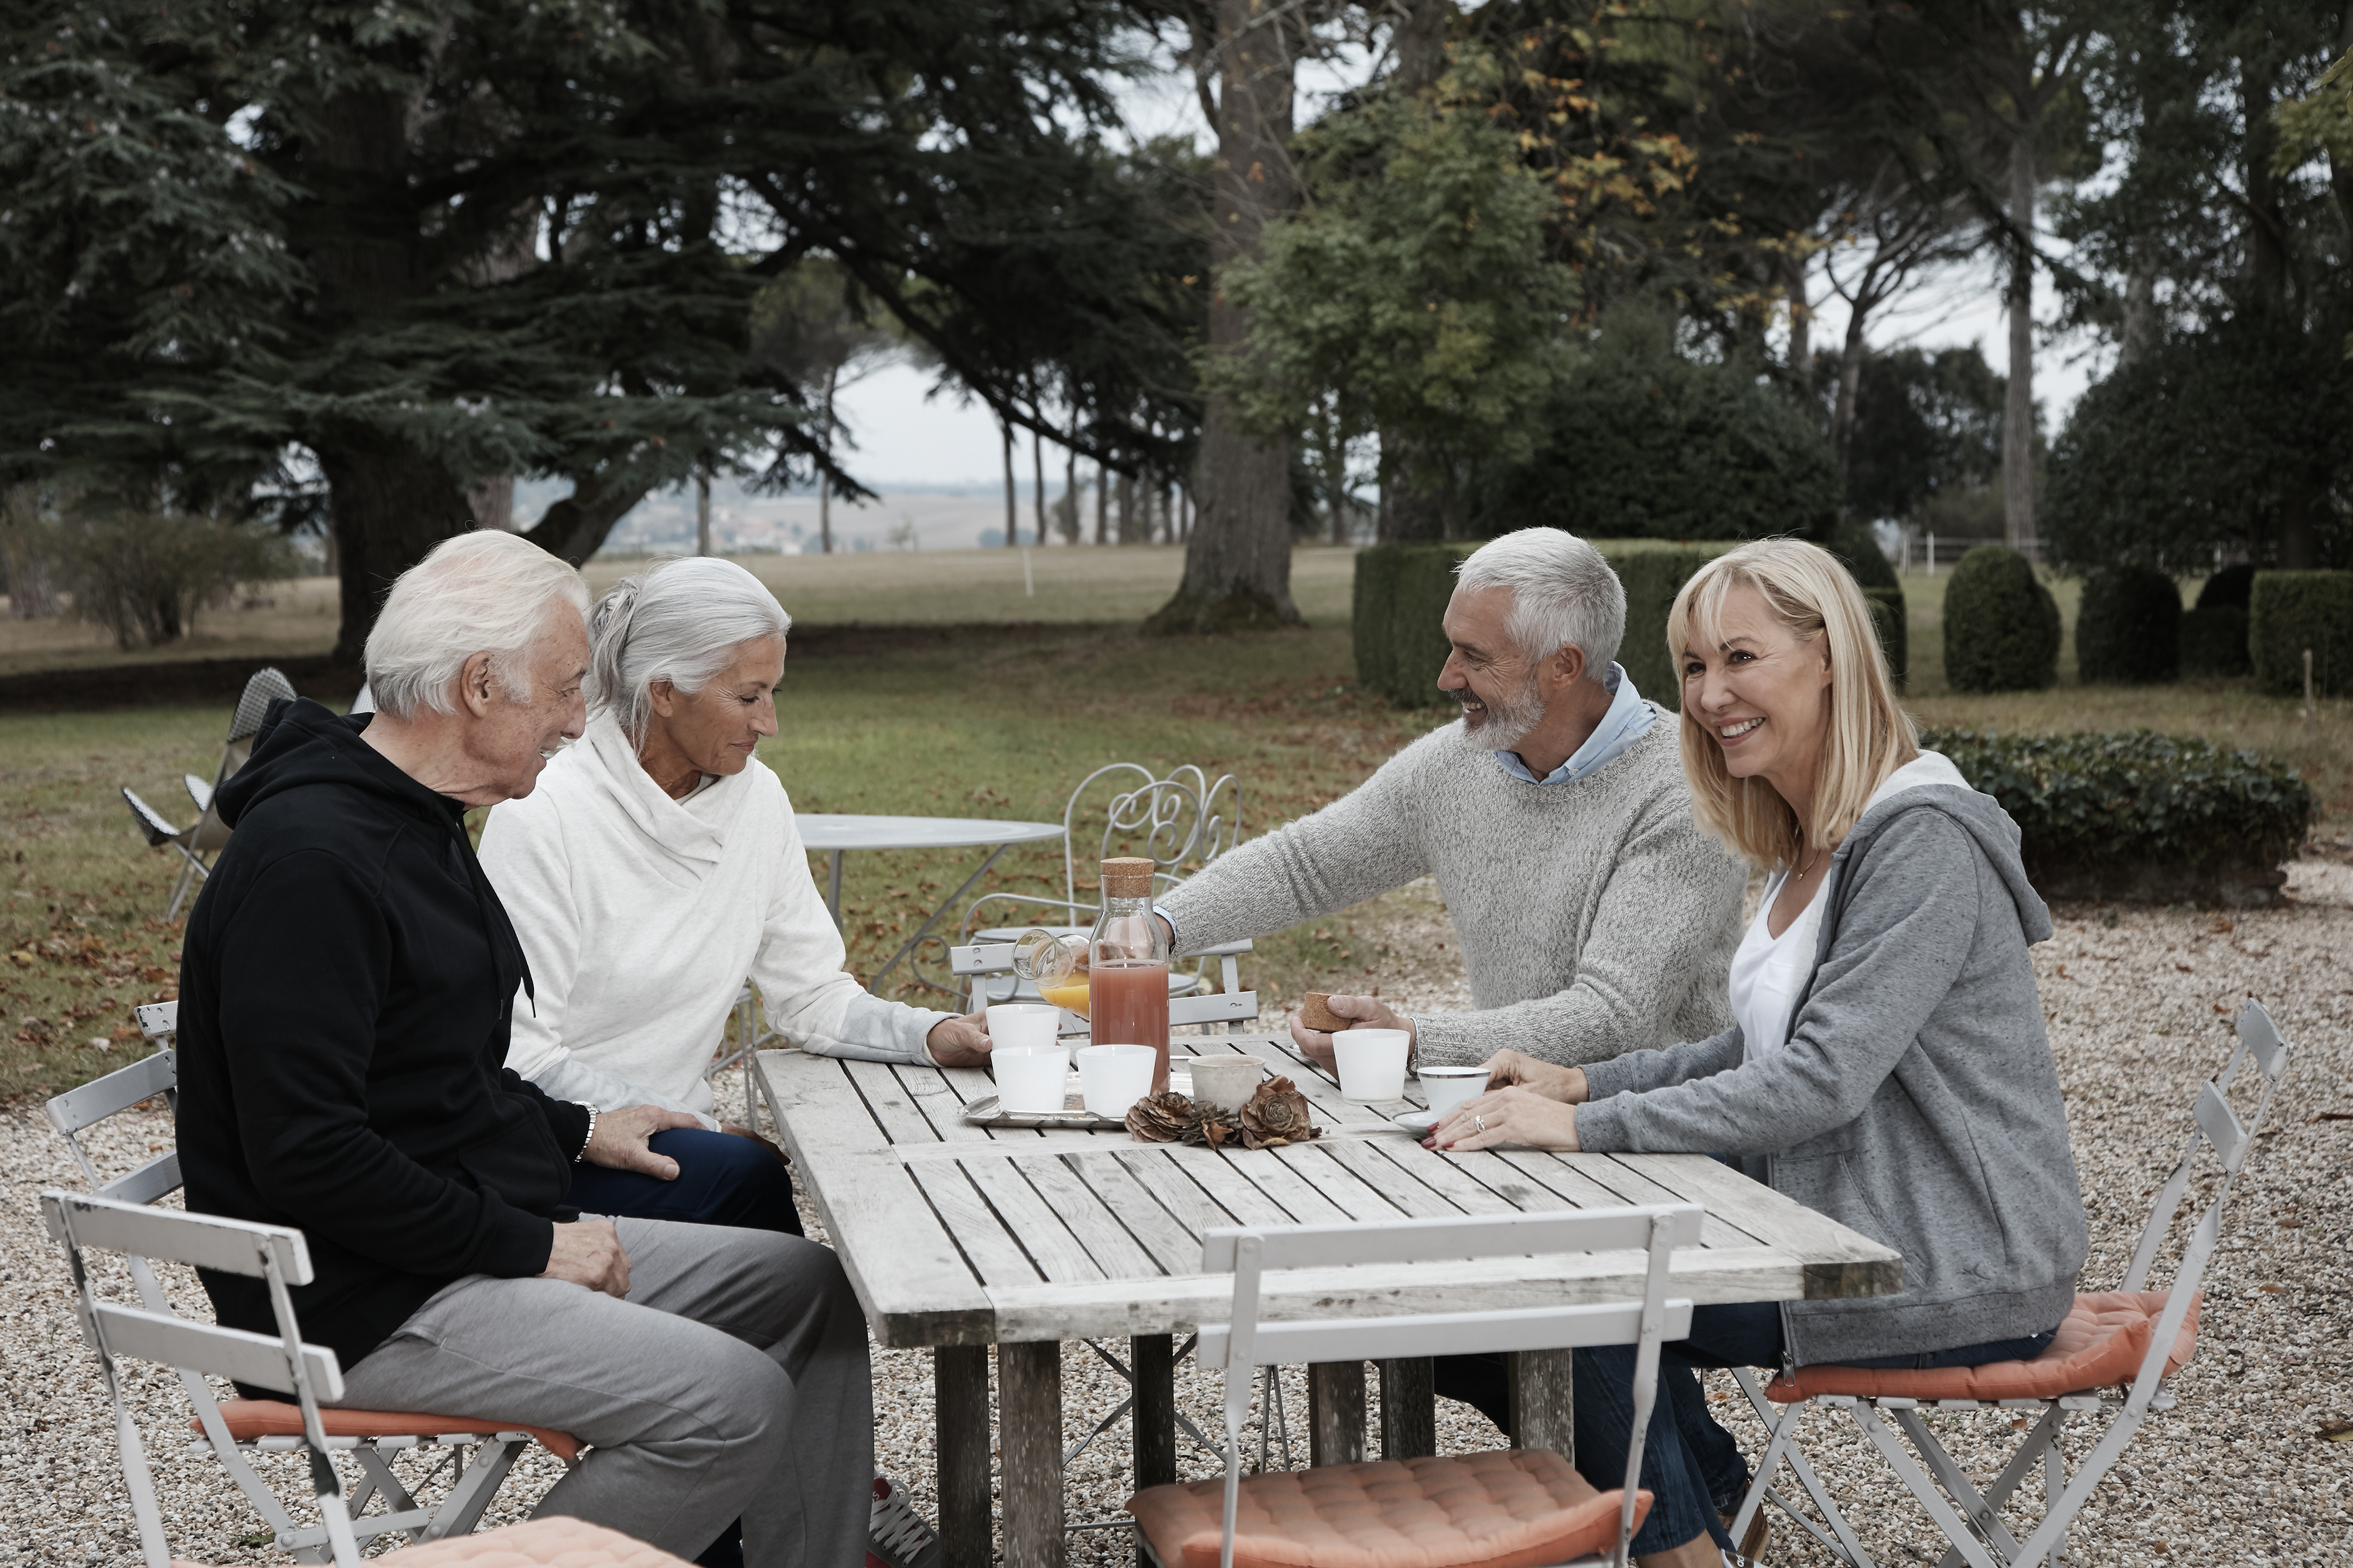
[578,1106,598,1162]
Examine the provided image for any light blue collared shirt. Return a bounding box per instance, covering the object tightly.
[1492,662,1656,785]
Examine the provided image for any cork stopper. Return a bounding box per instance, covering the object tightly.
[1100,856,1155,897]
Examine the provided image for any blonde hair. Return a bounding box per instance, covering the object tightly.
[1666,538,1916,870]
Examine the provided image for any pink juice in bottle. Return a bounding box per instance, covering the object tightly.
[1089,958,1171,1092]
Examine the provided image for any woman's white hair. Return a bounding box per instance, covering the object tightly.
[1454,527,1625,680]
[363,531,591,720]
[588,556,792,745]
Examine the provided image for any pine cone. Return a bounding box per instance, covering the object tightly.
[1239,1075,1321,1150]
[1188,1105,1240,1150]
[1126,1090,1196,1143]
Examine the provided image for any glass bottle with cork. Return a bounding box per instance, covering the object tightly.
[1087,855,1172,1091]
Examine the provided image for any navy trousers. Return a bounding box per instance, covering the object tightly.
[567,1127,803,1236]
[1434,1304,2058,1555]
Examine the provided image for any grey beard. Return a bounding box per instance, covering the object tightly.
[1453,674,1545,754]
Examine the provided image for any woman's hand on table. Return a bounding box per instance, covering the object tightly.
[1479,1050,1590,1104]
[1290,993,1414,1072]
[926,1011,993,1067]
[1425,1087,1580,1152]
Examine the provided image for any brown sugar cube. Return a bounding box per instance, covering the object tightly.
[1297,993,1348,1033]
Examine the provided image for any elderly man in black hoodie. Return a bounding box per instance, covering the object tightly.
[175,531,871,1568]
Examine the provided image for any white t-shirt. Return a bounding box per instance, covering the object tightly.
[1729,750,1974,1061]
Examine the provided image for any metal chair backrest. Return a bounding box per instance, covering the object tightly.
[1197,1205,1704,1568]
[42,1188,361,1568]
[187,669,295,854]
[962,762,1246,937]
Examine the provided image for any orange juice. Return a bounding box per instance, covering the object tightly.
[1036,974,1090,1017]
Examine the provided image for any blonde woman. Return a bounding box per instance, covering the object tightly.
[1427,539,2086,1568]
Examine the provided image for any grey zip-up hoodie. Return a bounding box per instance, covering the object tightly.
[1576,756,2087,1366]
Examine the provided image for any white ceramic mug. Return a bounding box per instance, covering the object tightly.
[994,1044,1070,1115]
[1332,1028,1411,1102]
[1077,1044,1157,1119]
[1186,1055,1266,1114]
[1417,1065,1487,1116]
[987,1002,1063,1060]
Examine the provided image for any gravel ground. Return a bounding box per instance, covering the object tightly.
[5,869,2351,1566]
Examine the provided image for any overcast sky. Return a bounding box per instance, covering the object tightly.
[831,51,2107,492]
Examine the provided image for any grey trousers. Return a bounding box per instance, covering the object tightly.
[336,1218,872,1567]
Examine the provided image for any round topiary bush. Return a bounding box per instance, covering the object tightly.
[1943,545,2059,692]
[1828,521,1901,592]
[2075,565,2182,684]
[2197,562,2255,610]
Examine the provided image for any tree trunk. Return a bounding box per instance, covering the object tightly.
[320,438,480,662]
[467,476,515,531]
[1094,464,1109,544]
[1001,418,1018,547]
[819,363,838,554]
[1145,0,1304,633]
[1032,425,1049,547]
[695,465,712,555]
[1117,472,1137,544]
[1,484,60,619]
[2002,132,2036,552]
[1377,435,1449,541]
[1832,308,1868,469]
[2119,259,2158,366]
[1784,252,1811,378]
[1062,445,1079,544]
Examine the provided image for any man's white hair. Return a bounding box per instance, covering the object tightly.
[1454,527,1625,681]
[363,531,591,720]
[588,556,793,746]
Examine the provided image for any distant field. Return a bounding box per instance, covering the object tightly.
[0,545,1362,676]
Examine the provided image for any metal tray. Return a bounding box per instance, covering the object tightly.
[959,1067,1192,1131]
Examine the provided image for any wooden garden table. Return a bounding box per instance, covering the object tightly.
[753,1033,1901,1568]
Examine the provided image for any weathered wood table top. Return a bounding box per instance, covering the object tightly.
[756,1032,1901,1348]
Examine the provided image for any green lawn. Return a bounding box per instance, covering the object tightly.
[6,546,2345,1102]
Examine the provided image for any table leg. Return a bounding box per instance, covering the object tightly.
[1377,1358,1435,1460]
[1133,1334,1176,1488]
[935,1347,991,1568]
[1307,1362,1366,1468]
[1507,1350,1574,1462]
[827,850,845,928]
[999,1341,1065,1568]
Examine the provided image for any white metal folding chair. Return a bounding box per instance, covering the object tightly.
[120,667,296,918]
[1127,1204,1705,1568]
[43,1000,581,1562]
[1727,997,2296,1568]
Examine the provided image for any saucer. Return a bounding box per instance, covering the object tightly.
[1392,1108,1440,1135]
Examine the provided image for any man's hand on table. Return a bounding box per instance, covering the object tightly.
[1290,993,1415,1072]
[584,1105,701,1181]
[926,1010,993,1067]
[542,1216,632,1298]
[1479,1049,1589,1104]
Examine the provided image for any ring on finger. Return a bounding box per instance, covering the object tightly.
[1474,1113,1486,1134]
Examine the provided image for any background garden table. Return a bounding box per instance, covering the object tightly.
[793,813,1066,986]
[754,1033,1901,1568]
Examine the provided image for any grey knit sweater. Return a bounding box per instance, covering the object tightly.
[1160,717,1742,1066]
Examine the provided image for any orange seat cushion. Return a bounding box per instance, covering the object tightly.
[1764,1290,2201,1403]
[1125,1449,1652,1568]
[172,1515,686,1567]
[198,1398,583,1464]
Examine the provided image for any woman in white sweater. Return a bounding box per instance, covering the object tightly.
[479,556,991,1234]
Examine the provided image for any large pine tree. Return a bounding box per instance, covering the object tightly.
[2,1,1201,657]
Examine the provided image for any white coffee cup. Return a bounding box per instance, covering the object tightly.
[1077,1043,1157,1119]
[1187,1054,1266,1114]
[1332,1028,1411,1102]
[987,1003,1063,1060]
[994,1044,1070,1115]
[1417,1065,1488,1116]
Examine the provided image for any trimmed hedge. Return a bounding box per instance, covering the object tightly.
[1611,546,1722,710]
[1925,726,2314,907]
[2075,565,2181,685]
[2249,570,2353,696]
[1863,587,1907,689]
[2180,606,2252,678]
[1828,522,1901,592]
[1943,545,2059,693]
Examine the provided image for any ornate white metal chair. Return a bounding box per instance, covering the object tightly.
[120,667,296,918]
[1727,999,2294,1568]
[43,1001,579,1562]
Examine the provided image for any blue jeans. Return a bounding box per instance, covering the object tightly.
[567,1128,803,1236]
[1434,1304,2058,1555]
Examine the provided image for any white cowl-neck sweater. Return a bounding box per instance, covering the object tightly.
[478,716,950,1123]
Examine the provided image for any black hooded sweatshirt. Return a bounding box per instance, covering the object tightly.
[177,697,590,1373]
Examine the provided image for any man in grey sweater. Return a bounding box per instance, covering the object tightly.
[1158,528,1744,1068]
